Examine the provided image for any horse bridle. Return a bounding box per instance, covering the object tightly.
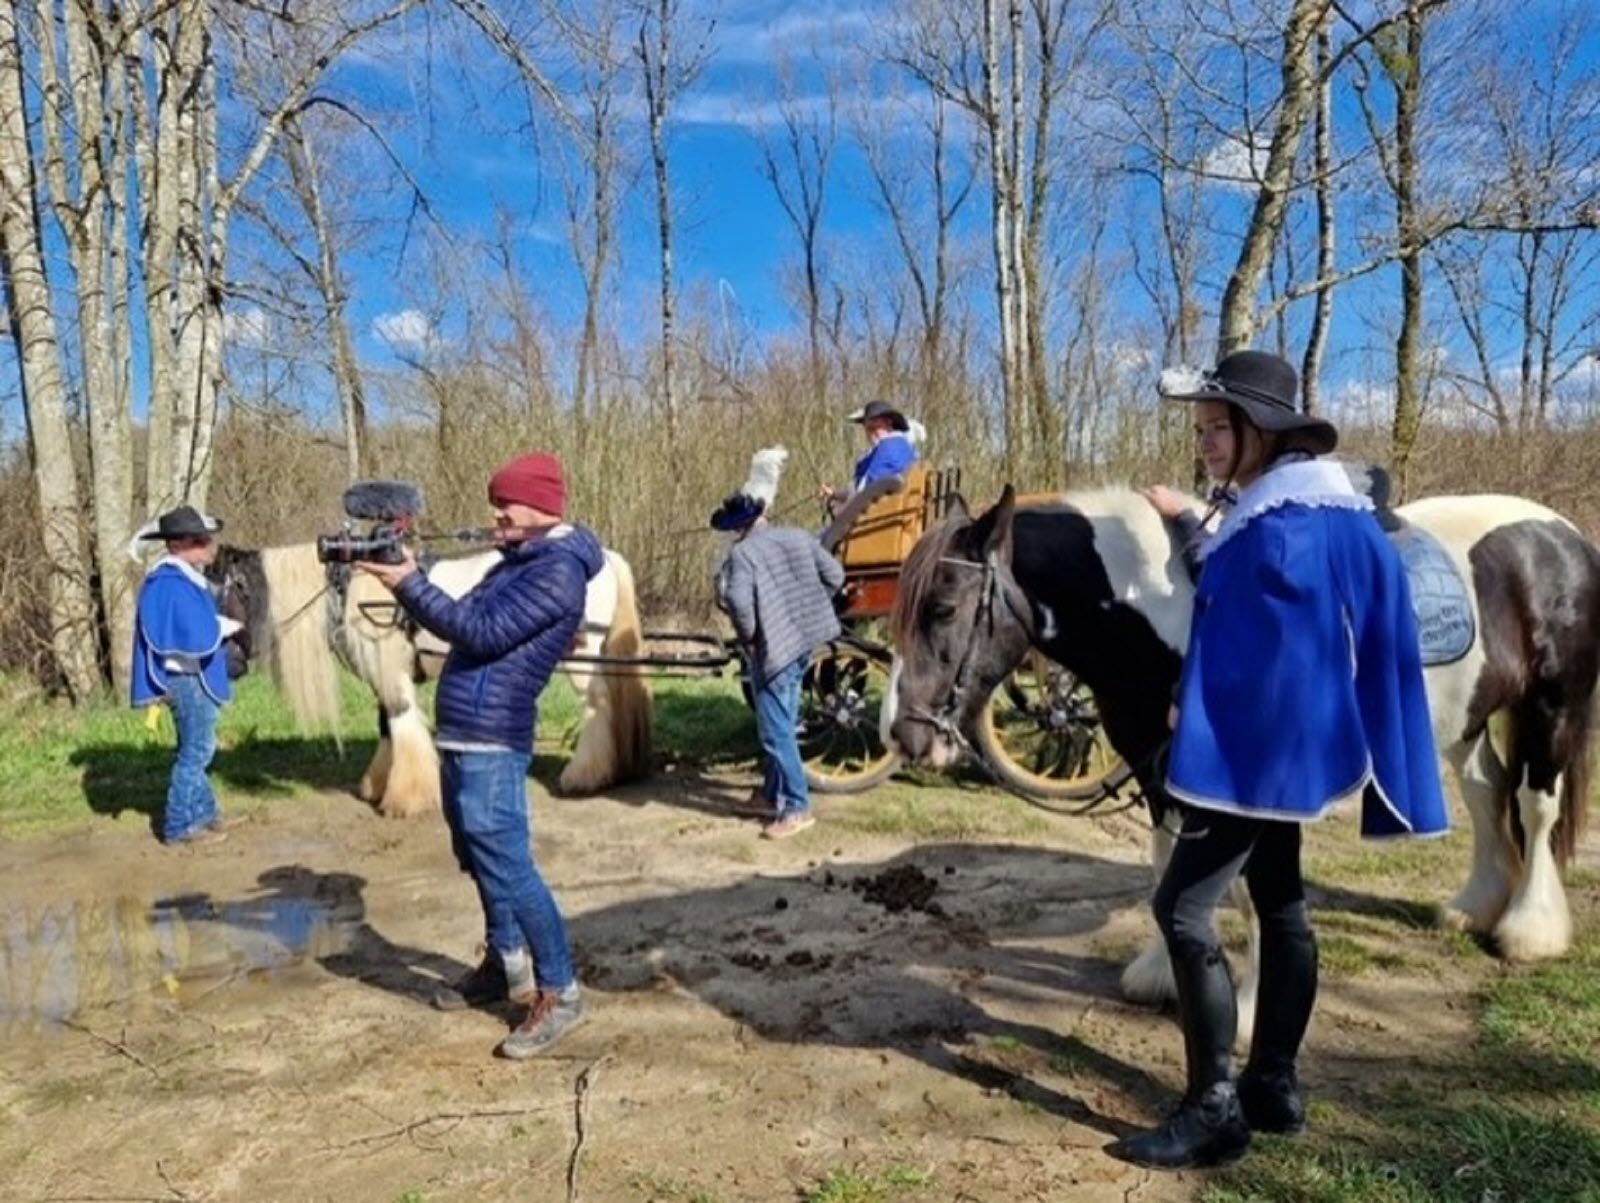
[898,551,1037,756]
[898,550,1158,821]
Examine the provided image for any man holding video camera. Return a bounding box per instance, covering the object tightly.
[357,452,601,1060]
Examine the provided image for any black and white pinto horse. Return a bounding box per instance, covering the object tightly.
[211,541,653,817]
[886,484,1600,1030]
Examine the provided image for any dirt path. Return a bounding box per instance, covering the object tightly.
[0,770,1504,1202]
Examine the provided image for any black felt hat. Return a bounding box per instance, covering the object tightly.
[138,505,224,540]
[846,399,910,432]
[1159,350,1338,455]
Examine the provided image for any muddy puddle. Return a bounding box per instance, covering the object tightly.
[1,885,358,1028]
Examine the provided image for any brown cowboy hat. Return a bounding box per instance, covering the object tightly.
[1159,350,1338,455]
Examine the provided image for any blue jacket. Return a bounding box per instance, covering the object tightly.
[131,562,232,707]
[852,432,918,491]
[396,526,604,755]
[1166,462,1449,839]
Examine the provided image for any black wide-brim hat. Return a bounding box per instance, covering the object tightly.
[846,399,910,432]
[138,504,224,540]
[709,493,766,532]
[1159,350,1338,456]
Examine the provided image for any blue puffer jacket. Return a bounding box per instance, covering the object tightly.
[396,525,604,754]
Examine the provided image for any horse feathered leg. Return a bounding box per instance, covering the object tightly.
[1496,779,1571,960]
[359,707,393,804]
[1442,729,1518,935]
[379,702,441,818]
[1123,824,1178,1006]
[1228,875,1259,1050]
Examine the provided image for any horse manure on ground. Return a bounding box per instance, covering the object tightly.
[853,864,942,915]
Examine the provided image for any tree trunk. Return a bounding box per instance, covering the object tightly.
[61,0,136,693]
[982,0,1020,480]
[642,1,678,440]
[1389,1,1425,496]
[284,118,370,481]
[1217,0,1323,356]
[1300,23,1335,415]
[0,4,100,700]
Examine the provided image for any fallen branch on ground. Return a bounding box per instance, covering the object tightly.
[320,1104,568,1153]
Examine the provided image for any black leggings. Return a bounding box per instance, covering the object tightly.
[1154,806,1311,961]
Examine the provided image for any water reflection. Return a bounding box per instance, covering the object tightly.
[1,889,353,1028]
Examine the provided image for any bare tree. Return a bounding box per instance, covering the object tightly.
[0,3,99,699]
[635,0,713,437]
[758,57,840,396]
[1300,17,1335,414]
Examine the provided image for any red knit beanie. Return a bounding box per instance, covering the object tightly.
[488,452,566,516]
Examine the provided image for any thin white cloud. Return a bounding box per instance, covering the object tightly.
[223,305,270,349]
[1198,134,1269,190]
[372,308,437,354]
[714,1,885,64]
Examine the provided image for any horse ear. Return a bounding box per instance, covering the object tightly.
[951,492,971,520]
[973,485,1017,561]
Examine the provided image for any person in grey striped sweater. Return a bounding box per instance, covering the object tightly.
[712,481,845,839]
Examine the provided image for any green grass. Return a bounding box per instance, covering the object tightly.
[803,1166,933,1203]
[1206,928,1600,1203]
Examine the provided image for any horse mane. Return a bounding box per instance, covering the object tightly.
[890,512,971,649]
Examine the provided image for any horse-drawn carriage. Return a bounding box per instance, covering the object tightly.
[770,464,1127,803]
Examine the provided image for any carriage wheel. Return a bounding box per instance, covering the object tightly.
[974,654,1127,802]
[799,642,901,794]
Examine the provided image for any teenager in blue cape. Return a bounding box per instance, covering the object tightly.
[1111,351,1449,1171]
[130,505,240,846]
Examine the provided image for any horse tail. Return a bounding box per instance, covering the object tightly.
[1552,576,1600,868]
[560,550,653,794]
[601,549,654,783]
[1554,707,1594,868]
[262,543,342,733]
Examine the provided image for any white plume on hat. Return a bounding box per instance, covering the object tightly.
[742,445,788,507]
[127,518,161,562]
[1159,365,1207,397]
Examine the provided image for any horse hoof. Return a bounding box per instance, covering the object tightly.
[1494,910,1571,962]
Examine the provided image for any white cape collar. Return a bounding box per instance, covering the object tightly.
[1203,460,1372,559]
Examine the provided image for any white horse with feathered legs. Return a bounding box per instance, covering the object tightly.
[212,541,652,816]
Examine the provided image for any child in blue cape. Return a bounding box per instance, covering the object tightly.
[130,505,240,846]
[1112,350,1449,1170]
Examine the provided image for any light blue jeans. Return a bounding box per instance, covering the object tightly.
[753,654,810,817]
[163,674,221,842]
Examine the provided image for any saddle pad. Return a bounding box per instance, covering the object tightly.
[1390,525,1475,666]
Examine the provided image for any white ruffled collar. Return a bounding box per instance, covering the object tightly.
[1202,460,1372,559]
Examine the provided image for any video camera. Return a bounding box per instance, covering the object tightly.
[315,481,425,566]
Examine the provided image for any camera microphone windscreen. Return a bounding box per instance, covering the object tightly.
[343,480,424,522]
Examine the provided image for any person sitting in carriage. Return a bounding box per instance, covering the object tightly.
[1111,350,1450,1170]
[818,399,921,518]
[356,451,598,1060]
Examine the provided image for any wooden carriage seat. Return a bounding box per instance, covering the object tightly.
[829,464,930,569]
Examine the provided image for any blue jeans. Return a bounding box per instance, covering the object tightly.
[163,674,221,842]
[753,654,809,817]
[440,749,576,992]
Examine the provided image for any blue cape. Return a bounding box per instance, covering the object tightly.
[1167,485,1449,839]
[130,563,232,707]
[852,432,918,490]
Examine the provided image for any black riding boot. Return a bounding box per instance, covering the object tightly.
[1109,947,1251,1169]
[1238,925,1318,1135]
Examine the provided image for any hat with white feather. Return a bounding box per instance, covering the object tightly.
[710,446,788,532]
